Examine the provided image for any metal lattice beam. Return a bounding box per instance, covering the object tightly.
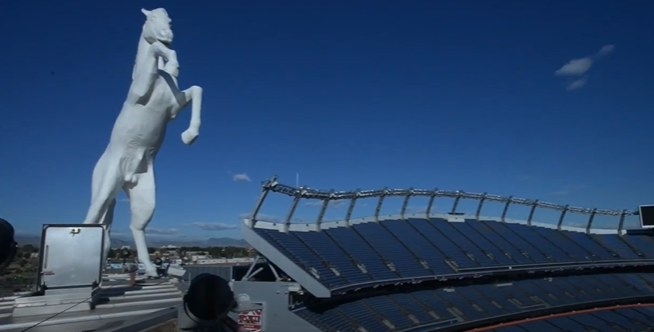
[247,178,639,232]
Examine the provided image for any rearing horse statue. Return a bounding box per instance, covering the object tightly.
[83,8,202,277]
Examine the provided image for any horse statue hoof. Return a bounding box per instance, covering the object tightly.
[181,128,199,145]
[145,267,159,277]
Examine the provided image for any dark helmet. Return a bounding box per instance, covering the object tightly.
[0,218,17,270]
[183,273,235,321]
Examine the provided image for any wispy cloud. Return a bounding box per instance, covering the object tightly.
[147,227,180,235]
[550,184,586,196]
[566,77,588,91]
[191,222,237,231]
[555,58,593,77]
[554,44,615,91]
[597,44,615,56]
[232,173,251,183]
[108,227,182,239]
[515,175,534,182]
[239,212,279,221]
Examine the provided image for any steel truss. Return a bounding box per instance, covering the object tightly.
[247,177,638,234]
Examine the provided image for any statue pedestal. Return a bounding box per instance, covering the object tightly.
[12,224,106,317]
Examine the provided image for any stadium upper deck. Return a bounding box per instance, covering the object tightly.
[239,177,654,331]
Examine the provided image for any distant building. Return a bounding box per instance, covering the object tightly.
[195,258,255,265]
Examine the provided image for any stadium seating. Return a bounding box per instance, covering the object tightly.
[293,273,654,332]
[246,181,654,331]
[253,217,654,292]
[492,306,654,331]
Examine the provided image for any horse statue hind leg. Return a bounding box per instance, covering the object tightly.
[82,153,122,265]
[124,161,158,277]
[82,154,159,278]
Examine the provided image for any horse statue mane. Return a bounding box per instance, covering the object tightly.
[82,8,203,277]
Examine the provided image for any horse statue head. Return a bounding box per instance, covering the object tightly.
[141,8,174,46]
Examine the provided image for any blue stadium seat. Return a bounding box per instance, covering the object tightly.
[381,220,457,274]
[292,230,373,285]
[391,292,439,324]
[408,218,484,269]
[479,221,551,263]
[353,222,433,278]
[495,307,654,332]
[255,228,348,287]
[591,234,641,259]
[559,230,617,261]
[503,224,570,262]
[428,218,502,267]
[252,217,653,292]
[337,300,391,331]
[326,227,400,281]
[451,221,517,266]
[292,273,654,331]
[621,234,654,258]
[464,220,534,265]
[621,307,654,328]
[363,296,416,330]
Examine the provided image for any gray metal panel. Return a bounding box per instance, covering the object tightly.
[230,281,321,332]
[3,278,184,332]
[184,265,233,281]
[242,224,331,298]
[38,224,105,289]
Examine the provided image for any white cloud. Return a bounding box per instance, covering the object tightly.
[146,227,179,235]
[515,175,534,181]
[239,212,279,221]
[566,77,588,91]
[191,222,237,231]
[232,173,251,182]
[554,44,615,92]
[597,44,615,57]
[551,184,586,196]
[555,57,593,77]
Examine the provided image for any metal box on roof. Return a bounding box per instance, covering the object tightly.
[37,224,105,291]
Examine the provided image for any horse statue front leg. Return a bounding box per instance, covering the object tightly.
[164,50,202,146]
[180,85,202,145]
[130,41,176,103]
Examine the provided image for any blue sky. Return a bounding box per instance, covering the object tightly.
[1,1,653,241]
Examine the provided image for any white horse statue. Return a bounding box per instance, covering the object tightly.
[83,8,203,277]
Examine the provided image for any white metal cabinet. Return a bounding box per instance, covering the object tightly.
[37,224,105,290]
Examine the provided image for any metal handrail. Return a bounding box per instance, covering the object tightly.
[250,176,639,233]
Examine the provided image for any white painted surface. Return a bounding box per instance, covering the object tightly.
[82,8,204,277]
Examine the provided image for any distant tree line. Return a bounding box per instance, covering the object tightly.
[0,244,39,295]
[106,246,254,261]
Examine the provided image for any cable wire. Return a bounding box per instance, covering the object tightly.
[21,277,171,332]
